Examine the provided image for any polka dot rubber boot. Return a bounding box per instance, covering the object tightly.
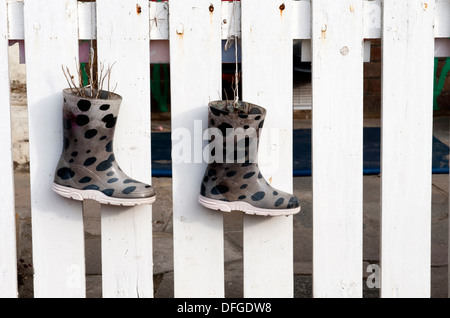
[52,89,156,206]
[198,101,300,216]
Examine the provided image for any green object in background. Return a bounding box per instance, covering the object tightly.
[434,57,450,111]
[151,64,169,112]
[80,62,89,87]
[79,61,170,113]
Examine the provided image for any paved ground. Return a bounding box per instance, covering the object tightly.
[14,116,449,298]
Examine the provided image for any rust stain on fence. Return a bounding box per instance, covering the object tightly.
[176,23,184,39]
[209,4,214,23]
[279,3,285,18]
[136,4,142,15]
[321,24,327,40]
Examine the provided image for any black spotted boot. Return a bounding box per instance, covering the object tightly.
[52,88,156,206]
[198,100,300,216]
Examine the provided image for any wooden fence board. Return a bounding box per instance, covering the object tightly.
[23,0,85,297]
[169,0,224,298]
[0,0,18,298]
[96,0,153,298]
[381,0,435,298]
[311,0,364,297]
[241,0,294,298]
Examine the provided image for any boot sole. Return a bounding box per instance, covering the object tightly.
[198,195,300,217]
[53,183,156,206]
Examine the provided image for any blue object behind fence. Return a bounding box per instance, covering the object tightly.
[151,128,449,177]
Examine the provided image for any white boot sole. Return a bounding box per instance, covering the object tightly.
[198,195,300,217]
[53,183,156,206]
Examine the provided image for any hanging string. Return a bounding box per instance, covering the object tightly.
[224,0,240,108]
[89,0,95,96]
[233,0,239,107]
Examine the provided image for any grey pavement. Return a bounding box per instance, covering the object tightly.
[14,117,449,298]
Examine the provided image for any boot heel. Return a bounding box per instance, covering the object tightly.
[198,195,232,212]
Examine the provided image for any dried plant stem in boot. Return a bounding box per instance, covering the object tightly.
[62,48,117,99]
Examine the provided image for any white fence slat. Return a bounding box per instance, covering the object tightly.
[363,0,381,39]
[149,1,169,40]
[0,0,18,298]
[77,1,95,41]
[23,0,86,297]
[6,0,23,40]
[293,0,311,40]
[435,0,450,37]
[96,0,153,298]
[381,0,435,298]
[311,0,364,297]
[221,0,241,39]
[169,0,224,297]
[241,0,294,298]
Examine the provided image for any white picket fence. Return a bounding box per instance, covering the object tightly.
[1,0,449,298]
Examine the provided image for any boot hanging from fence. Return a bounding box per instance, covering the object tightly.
[198,0,301,216]
[53,41,156,206]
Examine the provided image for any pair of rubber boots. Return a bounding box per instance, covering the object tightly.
[53,90,300,215]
